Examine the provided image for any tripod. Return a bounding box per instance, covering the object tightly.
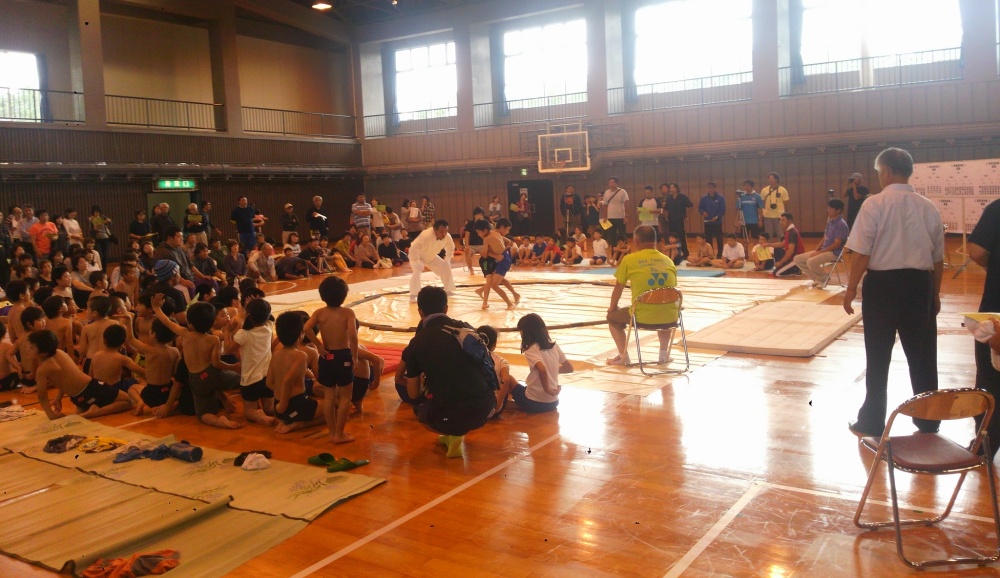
[734,202,749,245]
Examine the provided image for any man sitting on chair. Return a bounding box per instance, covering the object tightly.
[793,198,850,288]
[606,225,678,366]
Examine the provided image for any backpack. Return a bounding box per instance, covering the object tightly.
[440,323,500,393]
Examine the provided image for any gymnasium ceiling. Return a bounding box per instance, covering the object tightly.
[289,0,488,25]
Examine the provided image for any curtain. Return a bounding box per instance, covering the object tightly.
[489,28,509,117]
[622,8,638,103]
[789,0,805,85]
[381,46,400,132]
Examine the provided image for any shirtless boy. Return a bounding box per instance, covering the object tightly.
[77,296,119,373]
[122,317,187,417]
[473,220,513,310]
[152,295,243,429]
[31,330,132,420]
[271,311,326,434]
[8,307,46,394]
[303,276,358,444]
[41,296,74,354]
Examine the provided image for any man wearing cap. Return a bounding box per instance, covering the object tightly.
[844,172,869,229]
[145,260,189,314]
[308,196,329,240]
[281,203,299,246]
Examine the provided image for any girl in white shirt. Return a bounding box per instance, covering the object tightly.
[224,298,276,426]
[511,313,572,413]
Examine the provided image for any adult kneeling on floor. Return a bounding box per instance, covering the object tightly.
[402,286,497,458]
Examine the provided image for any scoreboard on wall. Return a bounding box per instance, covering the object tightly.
[911,158,1000,234]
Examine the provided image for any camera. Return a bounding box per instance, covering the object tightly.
[770,203,777,209]
[848,177,855,183]
[735,189,744,197]
[827,189,835,198]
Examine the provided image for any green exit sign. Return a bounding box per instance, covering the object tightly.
[520,168,528,176]
[154,179,197,191]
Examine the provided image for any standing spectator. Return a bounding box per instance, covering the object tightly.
[351,194,373,238]
[200,200,221,240]
[385,206,403,242]
[281,203,299,246]
[582,195,600,237]
[6,206,23,249]
[844,172,870,229]
[793,199,849,287]
[515,193,532,236]
[637,185,661,235]
[19,205,38,256]
[128,210,152,244]
[736,180,764,238]
[308,196,329,240]
[50,214,69,258]
[230,196,261,255]
[843,147,944,438]
[600,177,629,246]
[761,172,790,241]
[183,203,208,246]
[29,210,58,259]
[560,185,583,236]
[150,203,175,244]
[420,196,436,230]
[89,205,112,271]
[370,197,385,234]
[661,183,693,259]
[63,208,85,249]
[969,197,1000,459]
[698,182,726,258]
[488,195,503,224]
[405,200,422,236]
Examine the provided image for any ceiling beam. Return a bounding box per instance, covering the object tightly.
[234,0,351,44]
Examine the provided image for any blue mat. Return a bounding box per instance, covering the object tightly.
[575,267,725,278]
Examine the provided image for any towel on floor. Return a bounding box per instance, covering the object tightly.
[82,549,180,577]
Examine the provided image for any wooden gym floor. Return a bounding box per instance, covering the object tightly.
[1,237,997,577]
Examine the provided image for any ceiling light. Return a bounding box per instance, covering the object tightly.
[312,2,332,10]
[392,0,398,5]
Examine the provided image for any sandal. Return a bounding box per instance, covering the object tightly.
[307,452,336,467]
[326,457,370,472]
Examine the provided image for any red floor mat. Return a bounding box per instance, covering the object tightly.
[364,345,404,376]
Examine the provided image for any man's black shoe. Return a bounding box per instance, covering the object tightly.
[848,420,882,438]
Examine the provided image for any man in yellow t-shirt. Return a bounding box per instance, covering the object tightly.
[761,171,790,241]
[606,225,678,366]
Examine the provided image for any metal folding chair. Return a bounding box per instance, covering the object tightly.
[854,388,1000,569]
[818,250,848,288]
[628,287,689,376]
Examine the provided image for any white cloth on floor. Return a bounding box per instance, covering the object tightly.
[0,406,36,422]
[241,453,271,471]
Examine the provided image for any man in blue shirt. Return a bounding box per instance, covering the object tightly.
[794,198,850,287]
[698,182,726,258]
[736,180,764,238]
[230,196,262,255]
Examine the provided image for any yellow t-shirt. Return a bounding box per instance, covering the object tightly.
[762,186,789,219]
[752,244,774,261]
[613,248,679,325]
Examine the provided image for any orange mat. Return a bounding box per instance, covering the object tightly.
[365,345,404,376]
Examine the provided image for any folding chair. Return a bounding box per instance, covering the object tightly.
[854,388,1000,569]
[628,287,689,376]
[818,250,848,289]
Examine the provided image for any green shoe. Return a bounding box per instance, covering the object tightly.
[326,457,370,472]
[307,453,335,467]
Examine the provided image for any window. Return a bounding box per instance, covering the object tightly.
[801,0,962,65]
[634,0,753,90]
[503,18,588,106]
[394,42,457,120]
[0,50,42,122]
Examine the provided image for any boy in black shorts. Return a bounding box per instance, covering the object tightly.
[303,276,358,444]
[30,330,132,419]
[271,311,326,434]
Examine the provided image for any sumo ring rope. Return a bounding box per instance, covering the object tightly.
[347,280,618,333]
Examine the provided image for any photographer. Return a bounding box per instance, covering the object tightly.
[761,172,790,241]
[736,180,764,238]
[843,172,869,229]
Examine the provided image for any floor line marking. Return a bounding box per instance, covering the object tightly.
[117,417,157,428]
[289,431,563,578]
[763,481,996,524]
[662,481,764,578]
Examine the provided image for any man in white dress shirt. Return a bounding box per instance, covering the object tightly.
[409,219,456,302]
[843,147,944,438]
